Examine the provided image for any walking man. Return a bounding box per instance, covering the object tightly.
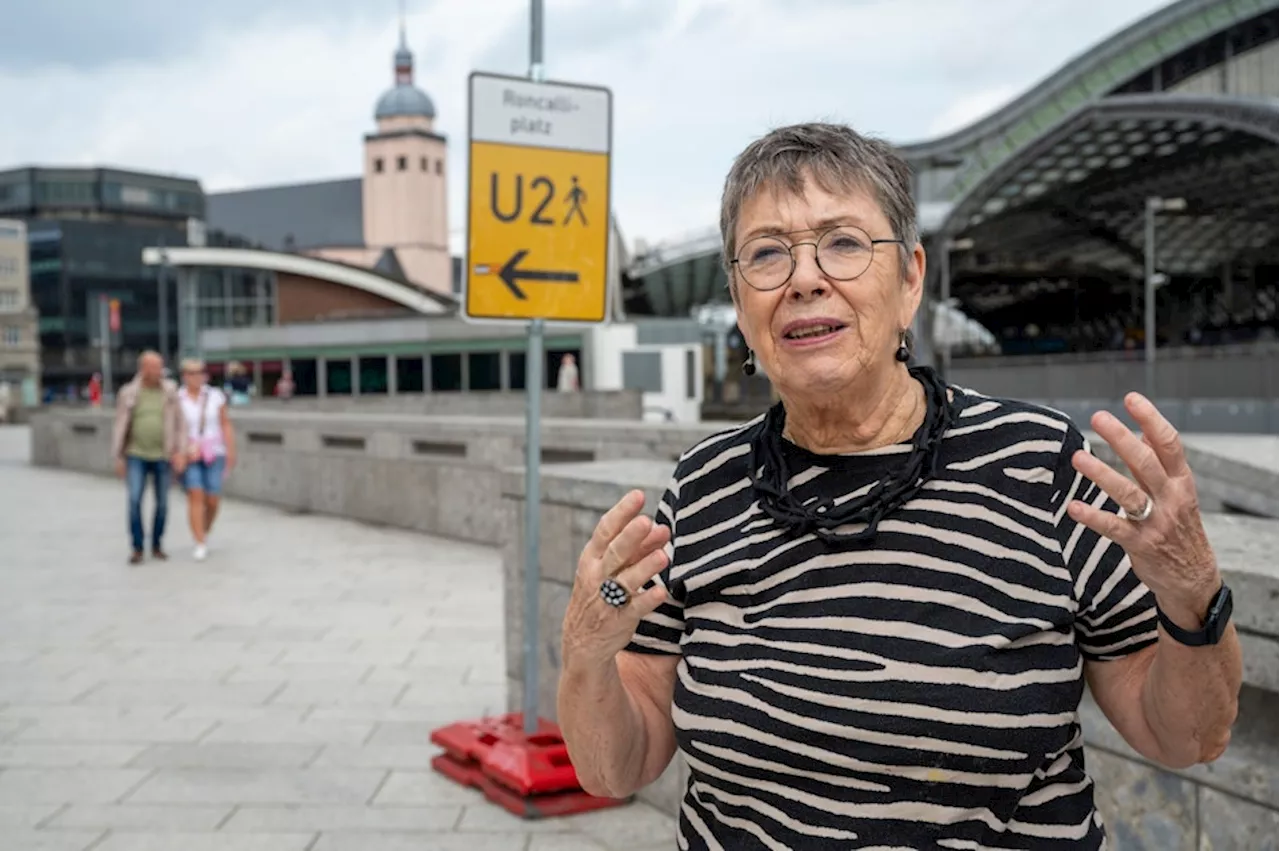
[111,350,188,564]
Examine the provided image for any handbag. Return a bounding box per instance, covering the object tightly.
[193,389,219,465]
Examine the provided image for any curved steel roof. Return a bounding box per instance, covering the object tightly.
[904,0,1276,205]
[944,95,1277,277]
[624,0,1276,316]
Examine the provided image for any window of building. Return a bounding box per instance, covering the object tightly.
[37,180,95,205]
[359,356,389,394]
[420,157,428,171]
[0,290,18,310]
[397,156,407,171]
[374,158,385,173]
[2,326,20,346]
[430,353,462,391]
[0,257,17,278]
[396,356,425,392]
[508,352,526,390]
[119,185,153,206]
[326,359,353,395]
[468,352,501,391]
[0,181,31,210]
[435,159,443,175]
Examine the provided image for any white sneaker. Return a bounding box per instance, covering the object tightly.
[193,543,208,562]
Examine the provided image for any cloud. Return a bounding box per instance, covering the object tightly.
[0,0,1174,251]
[0,0,392,73]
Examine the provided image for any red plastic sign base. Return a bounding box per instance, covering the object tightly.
[479,772,630,819]
[429,713,630,819]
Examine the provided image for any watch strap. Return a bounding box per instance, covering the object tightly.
[1157,583,1233,647]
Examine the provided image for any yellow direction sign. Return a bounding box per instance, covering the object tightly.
[465,72,612,323]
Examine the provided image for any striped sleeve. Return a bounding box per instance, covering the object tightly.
[1053,424,1159,662]
[624,476,686,656]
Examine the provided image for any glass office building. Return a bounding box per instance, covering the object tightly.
[0,167,208,388]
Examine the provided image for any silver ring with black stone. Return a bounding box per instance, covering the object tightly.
[599,577,630,608]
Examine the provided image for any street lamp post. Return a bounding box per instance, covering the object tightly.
[912,153,964,370]
[693,302,739,403]
[936,236,974,382]
[157,239,169,366]
[1143,196,1186,400]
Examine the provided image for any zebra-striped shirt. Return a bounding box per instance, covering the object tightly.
[626,389,1157,850]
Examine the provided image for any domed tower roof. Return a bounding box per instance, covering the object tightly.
[374,21,435,121]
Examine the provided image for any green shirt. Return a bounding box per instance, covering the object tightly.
[126,387,167,461]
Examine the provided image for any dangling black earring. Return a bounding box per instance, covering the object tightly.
[742,350,757,376]
[894,331,911,363]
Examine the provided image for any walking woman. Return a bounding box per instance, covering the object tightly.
[178,359,236,561]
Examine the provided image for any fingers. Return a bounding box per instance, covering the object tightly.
[613,536,671,601]
[1124,392,1191,479]
[629,583,669,619]
[1067,498,1135,548]
[1090,410,1167,496]
[583,490,646,563]
[598,513,661,579]
[1071,450,1148,516]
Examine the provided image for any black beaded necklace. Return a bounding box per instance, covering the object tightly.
[746,365,959,544]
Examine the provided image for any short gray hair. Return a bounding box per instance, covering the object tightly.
[719,122,918,286]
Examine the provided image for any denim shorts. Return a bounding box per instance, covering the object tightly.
[183,456,226,495]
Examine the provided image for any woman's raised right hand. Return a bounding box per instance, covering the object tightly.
[561,489,671,673]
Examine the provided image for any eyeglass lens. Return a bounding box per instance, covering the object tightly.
[737,226,878,290]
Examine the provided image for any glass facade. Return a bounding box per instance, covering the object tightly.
[1,166,208,388]
[193,267,275,332]
[27,218,189,384]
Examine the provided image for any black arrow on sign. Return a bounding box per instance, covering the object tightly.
[498,249,579,300]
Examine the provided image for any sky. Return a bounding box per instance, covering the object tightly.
[0,0,1173,254]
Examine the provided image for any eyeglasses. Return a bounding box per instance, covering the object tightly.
[731,224,905,291]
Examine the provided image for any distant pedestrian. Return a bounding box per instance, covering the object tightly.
[179,359,236,562]
[556,353,580,392]
[225,361,252,407]
[110,351,188,565]
[88,373,102,407]
[274,368,296,401]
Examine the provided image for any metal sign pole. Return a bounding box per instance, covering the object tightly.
[1143,200,1157,401]
[98,295,113,400]
[521,0,546,738]
[157,239,169,366]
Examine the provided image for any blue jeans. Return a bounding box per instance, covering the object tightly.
[126,456,170,553]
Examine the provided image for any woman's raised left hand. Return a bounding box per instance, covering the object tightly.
[1066,392,1222,629]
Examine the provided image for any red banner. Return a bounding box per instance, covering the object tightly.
[108,298,121,333]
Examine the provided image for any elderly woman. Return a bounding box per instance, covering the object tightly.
[557,123,1241,849]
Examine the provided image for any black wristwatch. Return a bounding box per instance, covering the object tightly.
[1157,583,1234,647]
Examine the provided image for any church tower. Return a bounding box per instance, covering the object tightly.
[362,14,450,293]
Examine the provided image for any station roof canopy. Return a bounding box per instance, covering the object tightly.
[942,94,1278,280]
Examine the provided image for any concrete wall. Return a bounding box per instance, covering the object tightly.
[949,344,1278,401]
[28,407,1280,845]
[247,389,644,420]
[28,408,714,546]
[500,459,1280,849]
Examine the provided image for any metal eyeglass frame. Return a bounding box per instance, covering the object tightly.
[730,224,905,291]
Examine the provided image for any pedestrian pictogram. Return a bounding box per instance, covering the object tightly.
[465,72,612,323]
[563,177,587,226]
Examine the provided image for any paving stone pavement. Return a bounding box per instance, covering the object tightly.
[0,426,677,851]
